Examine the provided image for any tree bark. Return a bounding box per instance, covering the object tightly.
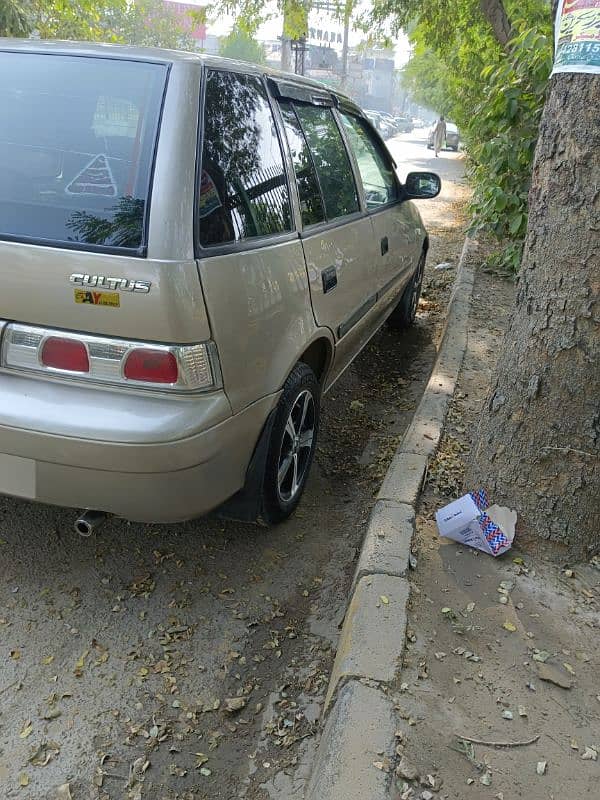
[467,72,600,561]
[280,32,292,71]
[479,0,513,47]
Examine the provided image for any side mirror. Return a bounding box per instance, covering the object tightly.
[404,171,441,200]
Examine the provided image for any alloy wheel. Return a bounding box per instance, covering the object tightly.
[277,390,315,503]
[410,257,425,319]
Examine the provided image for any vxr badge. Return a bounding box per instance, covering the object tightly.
[69,274,152,294]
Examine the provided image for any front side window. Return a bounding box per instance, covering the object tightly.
[199,70,292,247]
[0,52,167,251]
[278,101,325,227]
[340,113,398,209]
[293,105,359,221]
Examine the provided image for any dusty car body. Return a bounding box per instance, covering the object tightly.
[0,40,440,526]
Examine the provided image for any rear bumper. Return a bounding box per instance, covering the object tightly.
[0,373,278,521]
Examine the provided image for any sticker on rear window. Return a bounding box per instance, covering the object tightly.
[198,169,222,218]
[66,154,117,197]
[74,289,120,307]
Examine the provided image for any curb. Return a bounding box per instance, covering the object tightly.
[305,238,477,800]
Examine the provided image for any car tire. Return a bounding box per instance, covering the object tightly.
[261,362,320,524]
[387,252,426,330]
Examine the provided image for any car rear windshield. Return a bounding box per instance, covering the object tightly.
[0,52,167,253]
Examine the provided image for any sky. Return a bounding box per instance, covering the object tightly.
[164,0,411,67]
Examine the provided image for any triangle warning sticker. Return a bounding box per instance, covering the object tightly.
[66,154,117,198]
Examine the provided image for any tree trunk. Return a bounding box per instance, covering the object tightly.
[281,33,292,71]
[467,72,600,561]
[479,0,513,48]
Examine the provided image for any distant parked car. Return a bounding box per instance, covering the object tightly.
[378,112,398,134]
[427,122,460,151]
[394,114,413,133]
[364,110,395,139]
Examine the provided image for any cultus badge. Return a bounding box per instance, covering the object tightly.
[69,274,151,294]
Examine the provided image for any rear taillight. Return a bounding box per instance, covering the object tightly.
[0,322,220,393]
[41,337,90,373]
[124,349,178,383]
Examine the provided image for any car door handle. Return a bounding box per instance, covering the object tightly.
[381,236,389,256]
[321,265,337,294]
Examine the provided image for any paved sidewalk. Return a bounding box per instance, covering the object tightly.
[393,267,600,799]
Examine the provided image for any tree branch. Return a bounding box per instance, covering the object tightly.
[479,0,513,48]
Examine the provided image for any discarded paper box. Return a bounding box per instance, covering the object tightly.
[435,488,516,557]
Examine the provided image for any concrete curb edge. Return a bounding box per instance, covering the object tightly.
[305,238,477,800]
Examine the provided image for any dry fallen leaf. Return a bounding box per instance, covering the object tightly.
[372,758,391,772]
[73,649,89,678]
[581,746,598,761]
[502,621,517,632]
[224,697,247,713]
[380,595,390,605]
[29,740,60,767]
[532,650,550,663]
[19,720,33,739]
[131,757,150,782]
[56,784,73,800]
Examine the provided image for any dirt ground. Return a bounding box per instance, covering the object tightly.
[392,255,600,799]
[0,134,468,800]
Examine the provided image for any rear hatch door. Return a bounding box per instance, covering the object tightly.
[0,47,209,343]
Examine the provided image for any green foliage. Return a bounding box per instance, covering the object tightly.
[0,0,127,41]
[0,0,199,49]
[372,0,553,273]
[219,25,266,63]
[210,0,311,39]
[468,25,552,272]
[401,45,455,117]
[0,0,29,36]
[106,0,198,49]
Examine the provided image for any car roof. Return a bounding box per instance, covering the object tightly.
[0,38,355,105]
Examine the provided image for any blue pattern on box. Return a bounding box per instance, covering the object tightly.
[479,513,509,555]
[469,488,490,512]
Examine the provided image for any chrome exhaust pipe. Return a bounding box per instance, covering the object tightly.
[74,510,107,537]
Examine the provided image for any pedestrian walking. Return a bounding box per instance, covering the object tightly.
[433,115,447,157]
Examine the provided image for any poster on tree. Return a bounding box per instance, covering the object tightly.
[552,0,600,75]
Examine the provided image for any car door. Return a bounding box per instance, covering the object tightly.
[276,97,379,383]
[195,69,317,414]
[338,110,423,305]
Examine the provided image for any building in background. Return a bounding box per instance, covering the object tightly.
[163,1,219,52]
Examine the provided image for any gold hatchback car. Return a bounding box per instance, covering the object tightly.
[0,40,440,532]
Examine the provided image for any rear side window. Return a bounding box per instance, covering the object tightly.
[293,105,359,220]
[340,113,399,209]
[199,70,292,247]
[278,101,325,227]
[0,52,167,252]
